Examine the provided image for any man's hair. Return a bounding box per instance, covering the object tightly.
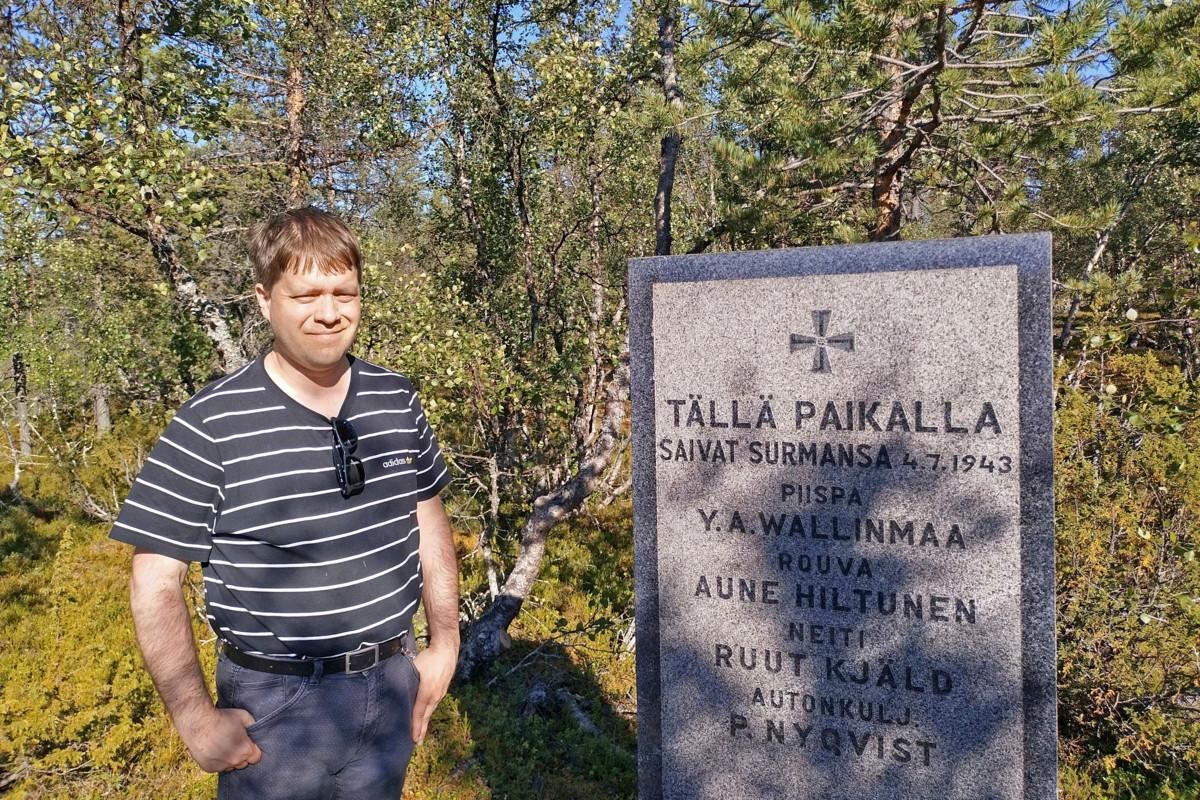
[247,206,363,290]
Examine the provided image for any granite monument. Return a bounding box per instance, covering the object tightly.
[629,234,1055,800]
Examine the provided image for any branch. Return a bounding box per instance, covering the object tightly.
[956,0,987,51]
[163,34,288,88]
[686,219,730,254]
[61,193,150,241]
[455,356,631,681]
[1057,152,1167,349]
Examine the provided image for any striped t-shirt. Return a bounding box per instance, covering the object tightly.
[110,354,451,658]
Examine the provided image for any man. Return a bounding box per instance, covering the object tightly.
[110,206,459,798]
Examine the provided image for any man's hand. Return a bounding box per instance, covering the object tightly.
[413,495,460,746]
[129,550,263,773]
[177,706,263,773]
[410,643,456,745]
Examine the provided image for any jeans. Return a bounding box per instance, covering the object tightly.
[215,642,420,800]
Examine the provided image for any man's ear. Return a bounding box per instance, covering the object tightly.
[254,283,272,322]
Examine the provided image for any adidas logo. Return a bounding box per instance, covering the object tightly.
[381,457,413,469]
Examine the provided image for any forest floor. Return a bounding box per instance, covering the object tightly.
[0,496,638,800]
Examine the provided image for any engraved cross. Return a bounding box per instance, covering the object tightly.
[789,310,855,374]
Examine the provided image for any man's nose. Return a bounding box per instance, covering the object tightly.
[314,294,339,323]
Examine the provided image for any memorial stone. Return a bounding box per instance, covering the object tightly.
[629,234,1055,800]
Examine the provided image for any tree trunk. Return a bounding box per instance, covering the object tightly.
[572,167,606,459]
[441,45,486,270]
[870,19,910,242]
[94,384,111,436]
[655,9,683,257]
[145,213,247,372]
[509,147,538,345]
[454,124,488,284]
[869,10,946,242]
[286,58,307,208]
[1182,318,1197,381]
[481,1,539,345]
[870,142,905,241]
[481,454,501,599]
[13,352,30,458]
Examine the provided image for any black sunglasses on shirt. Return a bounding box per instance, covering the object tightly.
[331,416,365,498]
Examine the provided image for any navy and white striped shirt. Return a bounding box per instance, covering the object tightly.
[110,354,451,658]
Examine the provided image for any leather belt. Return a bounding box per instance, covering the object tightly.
[219,634,409,676]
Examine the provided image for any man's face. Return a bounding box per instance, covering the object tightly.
[255,265,362,374]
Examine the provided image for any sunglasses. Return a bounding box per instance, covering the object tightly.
[331,417,365,498]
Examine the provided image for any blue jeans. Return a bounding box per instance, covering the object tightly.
[215,644,420,799]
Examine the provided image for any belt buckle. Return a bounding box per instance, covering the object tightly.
[344,643,380,673]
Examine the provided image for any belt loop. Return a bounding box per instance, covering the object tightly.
[311,656,325,680]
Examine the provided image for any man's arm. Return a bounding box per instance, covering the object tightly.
[130,548,262,772]
[411,495,460,745]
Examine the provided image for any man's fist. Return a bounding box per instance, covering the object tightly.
[178,706,263,773]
